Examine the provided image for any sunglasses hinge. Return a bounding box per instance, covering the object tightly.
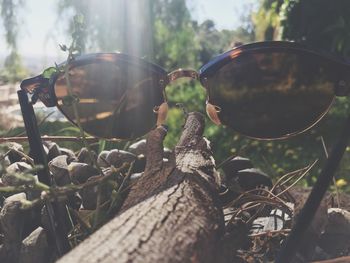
[335,80,350,96]
[32,79,57,107]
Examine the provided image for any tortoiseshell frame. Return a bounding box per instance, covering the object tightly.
[19,41,350,261]
[200,41,350,140]
[21,41,350,140]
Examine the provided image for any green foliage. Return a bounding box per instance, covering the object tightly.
[281,0,350,56]
[254,0,350,56]
[0,50,27,82]
[0,0,21,48]
[0,0,27,82]
[252,0,284,40]
[152,0,200,68]
[194,20,255,64]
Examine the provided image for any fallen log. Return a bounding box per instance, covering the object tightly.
[57,112,225,263]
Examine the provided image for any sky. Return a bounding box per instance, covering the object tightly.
[0,0,256,65]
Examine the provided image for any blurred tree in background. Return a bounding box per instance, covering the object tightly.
[253,0,350,56]
[0,0,27,83]
[282,0,350,56]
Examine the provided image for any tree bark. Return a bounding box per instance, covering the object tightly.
[57,112,225,263]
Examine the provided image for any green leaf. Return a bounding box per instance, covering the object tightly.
[98,139,106,153]
[42,67,58,79]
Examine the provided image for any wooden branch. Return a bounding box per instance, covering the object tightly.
[57,112,225,263]
[312,256,350,263]
[0,136,100,143]
[143,125,168,175]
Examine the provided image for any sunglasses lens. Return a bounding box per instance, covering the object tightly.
[54,60,165,139]
[206,50,338,139]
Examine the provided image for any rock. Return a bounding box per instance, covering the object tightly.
[293,196,328,261]
[60,148,78,163]
[7,142,24,163]
[319,208,350,256]
[39,144,49,158]
[237,168,273,190]
[326,208,350,234]
[218,184,241,206]
[97,151,110,167]
[102,167,124,184]
[68,162,99,184]
[3,162,35,187]
[2,156,11,167]
[221,156,253,179]
[22,206,43,242]
[226,219,249,249]
[3,193,27,203]
[5,162,32,174]
[49,155,71,186]
[0,193,28,262]
[128,139,147,156]
[106,150,137,168]
[40,206,50,234]
[128,140,170,169]
[163,147,172,160]
[251,208,290,235]
[78,168,120,210]
[19,227,52,263]
[67,193,82,210]
[219,156,253,196]
[77,148,97,166]
[40,203,71,236]
[0,193,27,241]
[130,172,143,182]
[128,141,171,159]
[43,141,61,161]
[133,155,146,173]
[79,175,114,210]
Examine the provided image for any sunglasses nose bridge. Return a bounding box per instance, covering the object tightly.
[168,69,199,83]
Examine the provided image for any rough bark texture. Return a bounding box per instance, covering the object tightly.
[57,112,225,263]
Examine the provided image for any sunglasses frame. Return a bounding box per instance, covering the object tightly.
[200,41,350,139]
[18,41,350,261]
[21,41,350,140]
[17,89,71,255]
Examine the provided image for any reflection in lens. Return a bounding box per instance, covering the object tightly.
[207,50,339,139]
[54,60,165,139]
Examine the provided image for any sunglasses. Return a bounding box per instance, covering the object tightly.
[20,41,350,140]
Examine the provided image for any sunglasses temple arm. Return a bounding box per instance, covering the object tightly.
[17,90,71,256]
[276,113,350,263]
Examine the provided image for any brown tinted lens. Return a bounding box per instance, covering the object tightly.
[54,61,164,139]
[207,50,337,139]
